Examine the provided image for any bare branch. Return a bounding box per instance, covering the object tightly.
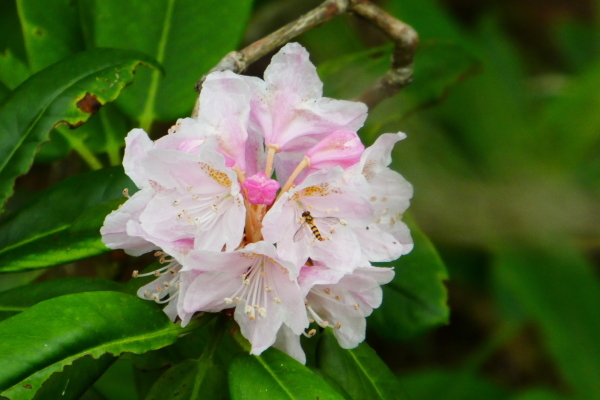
[192,0,417,117]
[347,0,418,108]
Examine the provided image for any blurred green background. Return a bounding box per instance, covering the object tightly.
[1,0,600,399]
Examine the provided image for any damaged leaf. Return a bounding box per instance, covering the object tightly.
[0,48,160,210]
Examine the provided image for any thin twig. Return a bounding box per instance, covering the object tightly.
[192,0,417,117]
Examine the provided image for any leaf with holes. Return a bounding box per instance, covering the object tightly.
[0,48,159,210]
[80,0,252,127]
[0,291,202,400]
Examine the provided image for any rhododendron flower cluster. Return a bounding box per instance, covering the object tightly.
[101,43,413,363]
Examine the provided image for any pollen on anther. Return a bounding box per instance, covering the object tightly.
[273,297,281,304]
[335,295,341,300]
[172,200,180,206]
[307,329,317,336]
[335,322,342,329]
[224,297,233,304]
[324,288,331,295]
[354,304,360,310]
[123,188,130,198]
[132,270,139,278]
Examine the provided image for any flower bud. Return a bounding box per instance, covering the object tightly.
[243,172,281,205]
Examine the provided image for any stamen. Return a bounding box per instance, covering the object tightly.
[264,144,279,178]
[335,322,342,329]
[303,329,317,338]
[122,188,130,198]
[324,288,331,295]
[354,304,360,310]
[277,156,311,200]
[224,297,233,304]
[172,200,180,206]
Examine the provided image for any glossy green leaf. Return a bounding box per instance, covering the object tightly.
[0,291,194,400]
[317,329,404,400]
[16,0,84,72]
[369,215,449,341]
[145,352,226,400]
[397,370,509,400]
[0,49,29,89]
[82,0,253,127]
[228,348,345,400]
[32,355,115,400]
[0,48,158,209]
[0,270,44,293]
[493,244,600,398]
[0,167,132,273]
[0,278,127,321]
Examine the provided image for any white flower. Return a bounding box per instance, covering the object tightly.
[101,42,411,360]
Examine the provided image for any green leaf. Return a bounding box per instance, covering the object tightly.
[82,0,253,127]
[145,351,226,400]
[16,0,84,72]
[0,291,194,400]
[228,348,345,400]
[0,48,159,209]
[0,167,132,273]
[397,370,510,400]
[0,49,30,89]
[369,215,449,341]
[0,270,45,293]
[32,355,115,400]
[317,329,404,400]
[493,244,600,398]
[0,277,127,322]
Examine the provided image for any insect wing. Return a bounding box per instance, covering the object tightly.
[314,217,340,226]
[293,222,309,242]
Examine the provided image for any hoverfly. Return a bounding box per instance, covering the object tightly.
[293,211,340,242]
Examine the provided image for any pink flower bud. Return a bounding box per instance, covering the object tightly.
[305,130,364,170]
[243,172,280,205]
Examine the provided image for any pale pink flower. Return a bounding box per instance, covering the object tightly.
[262,167,371,271]
[345,132,414,255]
[182,241,308,355]
[102,43,411,361]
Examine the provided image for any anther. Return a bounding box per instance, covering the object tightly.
[354,304,360,310]
[224,297,233,304]
[307,329,316,337]
[336,322,342,329]
[322,321,330,327]
[258,308,266,317]
[172,200,180,206]
[132,270,139,278]
[122,188,130,198]
[273,297,281,304]
[335,295,341,300]
[324,288,331,295]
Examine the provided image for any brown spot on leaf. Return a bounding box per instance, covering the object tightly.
[23,385,33,389]
[33,28,44,37]
[77,93,102,114]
